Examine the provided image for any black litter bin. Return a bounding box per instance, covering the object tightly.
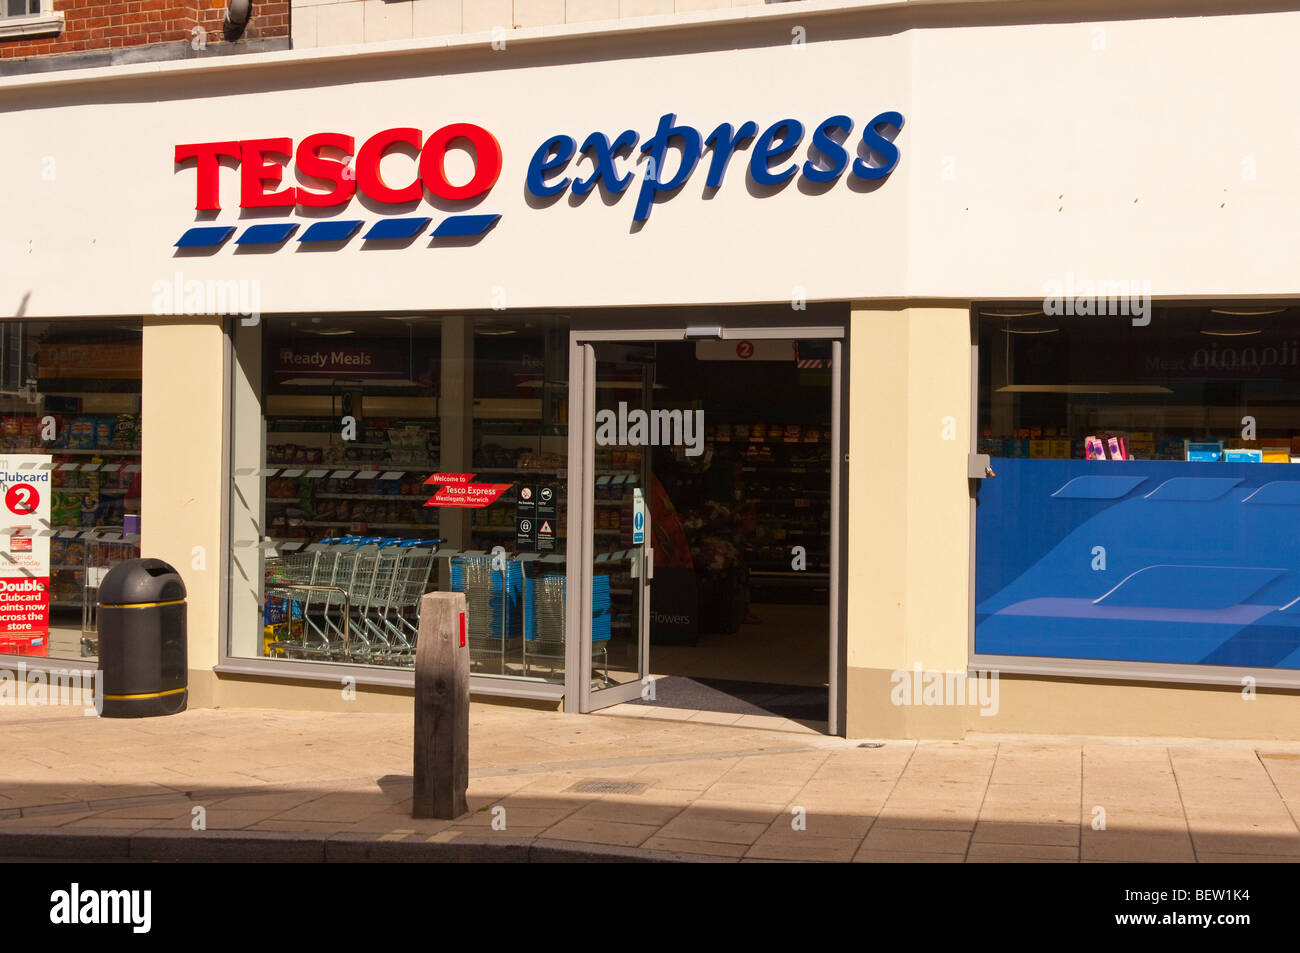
[97,558,187,718]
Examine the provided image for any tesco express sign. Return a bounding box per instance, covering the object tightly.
[174,110,903,243]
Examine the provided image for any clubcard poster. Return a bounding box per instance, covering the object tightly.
[0,454,52,657]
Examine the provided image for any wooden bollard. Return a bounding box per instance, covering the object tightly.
[413,591,469,819]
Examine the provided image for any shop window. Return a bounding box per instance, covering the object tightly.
[975,305,1300,674]
[227,315,570,682]
[0,321,143,663]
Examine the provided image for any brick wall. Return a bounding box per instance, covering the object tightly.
[1,0,289,60]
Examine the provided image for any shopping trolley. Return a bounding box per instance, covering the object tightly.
[370,540,438,662]
[81,531,141,658]
[348,539,440,664]
[266,537,441,664]
[265,544,351,660]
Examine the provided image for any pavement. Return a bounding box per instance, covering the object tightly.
[2,700,1300,862]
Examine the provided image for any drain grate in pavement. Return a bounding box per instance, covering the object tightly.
[567,779,649,795]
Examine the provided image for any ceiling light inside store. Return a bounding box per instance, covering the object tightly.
[1001,328,1059,335]
[1209,308,1286,317]
[1201,329,1263,337]
[996,384,1174,394]
[983,310,1045,319]
[524,380,668,390]
[309,328,355,336]
[279,378,413,387]
[475,328,516,336]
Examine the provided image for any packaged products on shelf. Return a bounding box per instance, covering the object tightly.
[111,415,136,449]
[54,501,82,528]
[79,490,100,527]
[93,418,114,448]
[1186,440,1223,462]
[1127,432,1156,457]
[1156,438,1185,460]
[1223,448,1263,463]
[68,417,95,449]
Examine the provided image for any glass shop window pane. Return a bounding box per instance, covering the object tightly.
[228,314,570,683]
[0,320,143,665]
[974,303,1300,671]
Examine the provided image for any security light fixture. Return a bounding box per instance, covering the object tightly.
[684,326,724,340]
[223,0,252,41]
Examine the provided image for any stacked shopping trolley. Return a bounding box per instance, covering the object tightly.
[264,536,440,665]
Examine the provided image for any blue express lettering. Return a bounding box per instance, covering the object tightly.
[525,111,904,223]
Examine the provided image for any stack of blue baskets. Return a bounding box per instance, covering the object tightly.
[591,574,612,643]
[450,556,527,643]
[533,572,611,643]
[517,562,538,643]
[451,557,613,645]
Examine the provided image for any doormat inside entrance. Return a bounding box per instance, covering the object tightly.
[626,676,828,723]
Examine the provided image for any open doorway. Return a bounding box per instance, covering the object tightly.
[574,333,835,729]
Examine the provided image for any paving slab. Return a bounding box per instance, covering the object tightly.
[2,703,1300,862]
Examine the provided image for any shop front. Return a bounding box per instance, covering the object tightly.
[220,307,849,730]
[9,2,1300,739]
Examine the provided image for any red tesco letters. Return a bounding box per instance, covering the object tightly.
[295,132,357,208]
[175,124,502,211]
[240,138,296,208]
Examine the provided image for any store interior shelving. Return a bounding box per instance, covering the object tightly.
[677,421,834,587]
[262,398,582,551]
[264,413,441,543]
[0,412,142,612]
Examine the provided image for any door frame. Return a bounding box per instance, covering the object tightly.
[564,322,847,733]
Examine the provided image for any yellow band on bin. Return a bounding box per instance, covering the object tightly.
[98,599,186,609]
[102,687,187,701]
